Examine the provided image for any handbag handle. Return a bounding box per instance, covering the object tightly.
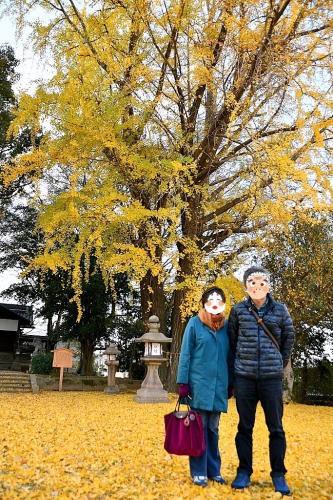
[249,307,280,351]
[175,397,191,412]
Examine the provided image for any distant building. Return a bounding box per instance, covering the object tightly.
[0,303,35,371]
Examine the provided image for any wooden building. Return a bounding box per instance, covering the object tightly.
[0,303,34,371]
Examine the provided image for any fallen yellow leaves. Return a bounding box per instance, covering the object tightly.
[0,392,332,499]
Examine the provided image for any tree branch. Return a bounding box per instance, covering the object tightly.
[196,124,297,183]
[193,0,293,171]
[186,21,229,136]
[200,176,273,226]
[55,0,109,73]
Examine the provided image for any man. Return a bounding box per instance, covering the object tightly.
[228,266,295,495]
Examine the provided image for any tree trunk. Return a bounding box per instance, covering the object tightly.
[165,286,188,392]
[128,341,137,379]
[46,311,62,353]
[81,338,94,376]
[205,87,217,131]
[46,317,53,353]
[140,266,168,383]
[140,270,167,333]
[165,195,203,392]
[165,240,196,392]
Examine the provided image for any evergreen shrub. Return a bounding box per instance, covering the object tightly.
[30,353,54,375]
[131,361,145,380]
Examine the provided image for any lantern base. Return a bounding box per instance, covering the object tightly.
[104,385,120,395]
[133,387,171,404]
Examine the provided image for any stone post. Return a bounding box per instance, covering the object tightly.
[104,343,120,395]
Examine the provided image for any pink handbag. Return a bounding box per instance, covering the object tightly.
[164,398,206,457]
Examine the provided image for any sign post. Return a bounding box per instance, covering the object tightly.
[51,348,76,391]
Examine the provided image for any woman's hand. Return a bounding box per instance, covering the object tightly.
[178,384,191,398]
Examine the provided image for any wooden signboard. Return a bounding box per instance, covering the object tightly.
[51,348,76,391]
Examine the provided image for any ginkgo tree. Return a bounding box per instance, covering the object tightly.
[2,0,333,388]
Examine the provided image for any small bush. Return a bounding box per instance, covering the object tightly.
[49,367,60,377]
[30,353,54,375]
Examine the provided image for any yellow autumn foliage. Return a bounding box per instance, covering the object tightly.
[3,0,333,386]
[0,392,332,500]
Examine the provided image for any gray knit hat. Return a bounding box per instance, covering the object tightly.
[243,266,270,286]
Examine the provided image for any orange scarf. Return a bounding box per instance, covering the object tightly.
[198,308,226,332]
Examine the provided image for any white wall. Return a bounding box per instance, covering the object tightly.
[0,319,18,331]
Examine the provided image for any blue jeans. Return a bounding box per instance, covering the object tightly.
[189,409,221,477]
[234,376,287,477]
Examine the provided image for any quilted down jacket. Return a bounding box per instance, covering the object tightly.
[227,294,295,379]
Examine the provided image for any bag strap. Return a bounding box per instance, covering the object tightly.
[175,397,191,412]
[248,307,280,351]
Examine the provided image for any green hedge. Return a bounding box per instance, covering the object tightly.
[293,359,333,404]
[30,353,54,375]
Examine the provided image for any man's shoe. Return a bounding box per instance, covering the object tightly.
[192,476,207,487]
[231,472,251,489]
[209,475,226,484]
[272,475,291,495]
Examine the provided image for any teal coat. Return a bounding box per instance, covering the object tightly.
[177,315,234,412]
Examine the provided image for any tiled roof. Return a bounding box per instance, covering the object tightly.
[0,303,33,327]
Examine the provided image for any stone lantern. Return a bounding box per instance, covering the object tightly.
[104,343,121,395]
[133,315,172,404]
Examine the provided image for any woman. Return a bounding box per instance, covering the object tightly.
[177,286,234,487]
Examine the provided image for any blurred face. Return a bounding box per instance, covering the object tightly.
[246,273,270,300]
[204,292,225,314]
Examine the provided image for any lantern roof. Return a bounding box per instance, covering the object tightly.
[135,315,172,343]
[103,343,121,356]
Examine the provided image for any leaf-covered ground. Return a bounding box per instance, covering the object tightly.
[0,392,332,499]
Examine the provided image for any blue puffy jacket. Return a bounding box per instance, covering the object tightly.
[227,294,295,379]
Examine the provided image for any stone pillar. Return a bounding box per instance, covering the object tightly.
[103,343,120,395]
[104,359,120,394]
